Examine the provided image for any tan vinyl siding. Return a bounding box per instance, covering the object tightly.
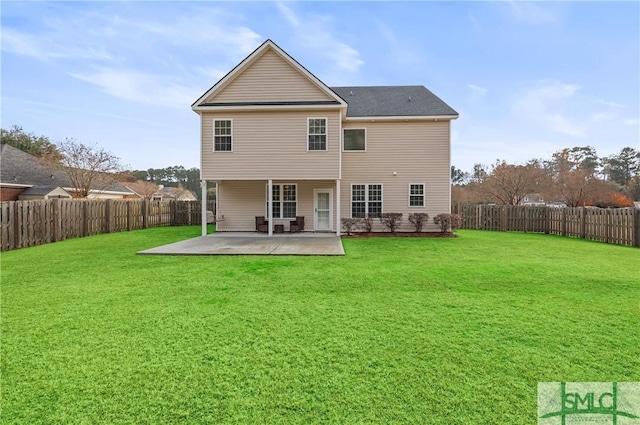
[201,110,341,180]
[217,180,337,232]
[210,50,335,103]
[340,121,451,232]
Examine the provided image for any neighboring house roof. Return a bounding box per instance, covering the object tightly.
[1,143,69,188]
[153,186,198,201]
[192,39,347,111]
[19,185,71,196]
[0,143,133,195]
[331,86,459,118]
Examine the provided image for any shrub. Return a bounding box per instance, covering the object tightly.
[340,218,361,236]
[362,214,374,232]
[380,213,403,232]
[408,213,429,232]
[433,213,462,233]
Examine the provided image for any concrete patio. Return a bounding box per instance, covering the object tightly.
[137,232,345,256]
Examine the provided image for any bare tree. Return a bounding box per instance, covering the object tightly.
[125,180,160,200]
[53,139,125,198]
[552,169,601,207]
[482,160,550,205]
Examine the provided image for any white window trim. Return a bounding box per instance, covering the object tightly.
[408,183,426,207]
[350,183,383,218]
[307,117,328,152]
[213,118,233,152]
[342,128,367,152]
[265,183,298,219]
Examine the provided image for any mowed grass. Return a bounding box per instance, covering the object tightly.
[1,227,639,424]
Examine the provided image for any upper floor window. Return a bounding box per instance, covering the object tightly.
[308,118,327,151]
[214,119,232,151]
[343,129,366,151]
[409,183,425,207]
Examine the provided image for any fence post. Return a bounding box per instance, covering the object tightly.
[500,206,507,231]
[105,199,114,233]
[561,208,567,236]
[142,199,149,229]
[81,201,89,237]
[544,207,549,234]
[13,201,21,249]
[579,207,586,239]
[634,208,640,248]
[126,201,132,231]
[52,198,61,242]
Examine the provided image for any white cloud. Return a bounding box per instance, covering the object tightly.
[597,100,626,108]
[506,1,558,24]
[1,27,114,61]
[276,2,300,27]
[276,3,364,74]
[467,84,488,103]
[2,4,263,106]
[590,112,614,122]
[514,80,585,137]
[375,22,423,68]
[468,12,481,32]
[624,118,639,126]
[71,68,200,109]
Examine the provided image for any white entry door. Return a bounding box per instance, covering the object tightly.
[314,189,333,231]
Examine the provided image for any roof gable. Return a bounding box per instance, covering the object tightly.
[192,40,346,109]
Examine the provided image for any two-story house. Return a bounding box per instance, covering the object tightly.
[192,40,458,236]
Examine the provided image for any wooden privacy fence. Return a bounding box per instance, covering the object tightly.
[453,204,640,247]
[0,199,215,252]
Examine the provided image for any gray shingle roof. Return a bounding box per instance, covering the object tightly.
[0,144,133,194]
[0,143,69,187]
[331,86,458,118]
[20,185,70,196]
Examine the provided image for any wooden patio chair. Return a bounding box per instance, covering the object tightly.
[289,216,305,233]
[255,216,269,233]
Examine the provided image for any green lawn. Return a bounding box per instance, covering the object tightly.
[1,227,638,424]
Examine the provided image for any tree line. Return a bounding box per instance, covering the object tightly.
[451,146,640,207]
[1,125,205,199]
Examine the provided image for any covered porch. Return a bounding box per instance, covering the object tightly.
[200,179,341,236]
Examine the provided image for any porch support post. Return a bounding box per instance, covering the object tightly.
[215,181,219,223]
[268,179,273,236]
[201,180,207,237]
[336,179,341,236]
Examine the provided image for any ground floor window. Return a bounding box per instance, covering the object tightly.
[351,184,382,218]
[267,184,297,219]
[409,183,425,207]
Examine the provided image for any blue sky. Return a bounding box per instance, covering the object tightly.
[2,1,638,173]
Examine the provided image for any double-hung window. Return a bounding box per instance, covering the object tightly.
[268,184,297,219]
[214,119,232,151]
[308,118,327,151]
[409,183,425,207]
[351,184,382,218]
[343,129,366,151]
